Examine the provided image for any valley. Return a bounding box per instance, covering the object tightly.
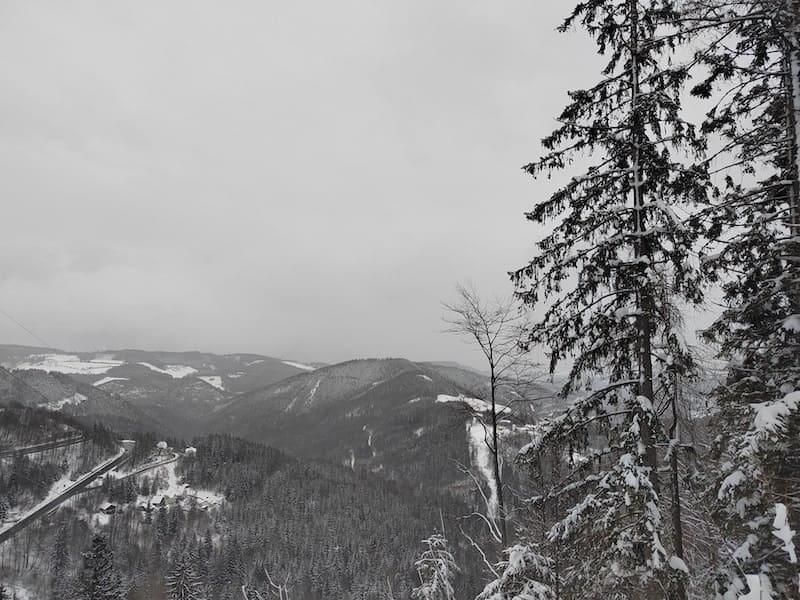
[0,345,555,599]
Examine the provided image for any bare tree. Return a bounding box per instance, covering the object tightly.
[443,283,532,546]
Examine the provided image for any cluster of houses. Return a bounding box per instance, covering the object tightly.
[96,442,202,515]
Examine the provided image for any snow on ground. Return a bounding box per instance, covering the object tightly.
[138,362,198,378]
[39,392,87,411]
[283,360,315,371]
[418,374,433,382]
[228,371,245,378]
[739,575,762,600]
[306,380,321,405]
[408,397,423,404]
[0,446,126,535]
[6,584,35,600]
[414,426,424,437]
[199,375,225,391]
[467,417,498,521]
[437,393,509,414]
[15,354,124,375]
[152,460,224,508]
[94,376,128,387]
[363,425,376,457]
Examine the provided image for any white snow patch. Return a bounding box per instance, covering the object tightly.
[283,360,315,371]
[94,376,128,387]
[414,427,424,437]
[92,377,128,387]
[418,374,433,382]
[198,375,224,391]
[39,392,87,411]
[138,362,198,378]
[739,575,762,600]
[750,391,800,437]
[408,397,422,404]
[467,417,498,521]
[772,503,797,563]
[437,393,508,414]
[16,354,123,375]
[153,460,223,507]
[246,359,265,366]
[284,397,298,412]
[668,555,689,574]
[783,315,800,332]
[228,371,245,378]
[306,380,321,405]
[5,584,35,600]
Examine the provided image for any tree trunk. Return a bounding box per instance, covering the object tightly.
[669,376,687,600]
[490,369,508,546]
[785,0,800,313]
[629,0,660,497]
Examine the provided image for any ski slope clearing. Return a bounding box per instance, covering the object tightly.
[436,393,509,414]
[94,376,128,386]
[282,360,315,371]
[138,362,198,378]
[199,375,225,391]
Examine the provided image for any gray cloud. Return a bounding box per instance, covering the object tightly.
[0,1,599,368]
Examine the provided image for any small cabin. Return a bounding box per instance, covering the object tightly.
[156,441,168,450]
[184,446,197,456]
[98,502,116,515]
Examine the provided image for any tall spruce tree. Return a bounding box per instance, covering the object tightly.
[510,1,708,597]
[686,1,800,596]
[77,534,124,600]
[166,554,203,600]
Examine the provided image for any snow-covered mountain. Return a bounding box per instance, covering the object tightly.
[0,345,320,435]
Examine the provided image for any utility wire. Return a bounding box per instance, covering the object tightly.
[0,307,52,349]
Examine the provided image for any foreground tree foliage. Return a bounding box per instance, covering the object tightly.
[685,0,800,596]
[508,0,709,597]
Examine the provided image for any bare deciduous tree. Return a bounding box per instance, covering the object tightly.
[443,283,533,546]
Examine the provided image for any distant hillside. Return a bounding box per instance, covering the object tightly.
[205,357,545,497]
[0,345,316,435]
[0,367,169,435]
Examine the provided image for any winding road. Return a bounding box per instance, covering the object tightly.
[0,441,133,545]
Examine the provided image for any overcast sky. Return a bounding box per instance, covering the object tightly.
[0,1,599,368]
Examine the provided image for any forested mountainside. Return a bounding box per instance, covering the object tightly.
[0,406,487,599]
[206,358,553,493]
[0,367,170,436]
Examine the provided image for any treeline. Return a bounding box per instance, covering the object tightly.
[2,433,488,599]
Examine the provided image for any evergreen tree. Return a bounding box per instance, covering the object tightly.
[77,534,124,600]
[51,521,70,599]
[476,545,554,600]
[411,534,459,600]
[686,1,800,596]
[510,0,708,597]
[166,554,203,600]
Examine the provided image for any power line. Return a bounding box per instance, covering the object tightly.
[0,307,52,349]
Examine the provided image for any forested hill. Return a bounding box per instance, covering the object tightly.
[0,404,487,599]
